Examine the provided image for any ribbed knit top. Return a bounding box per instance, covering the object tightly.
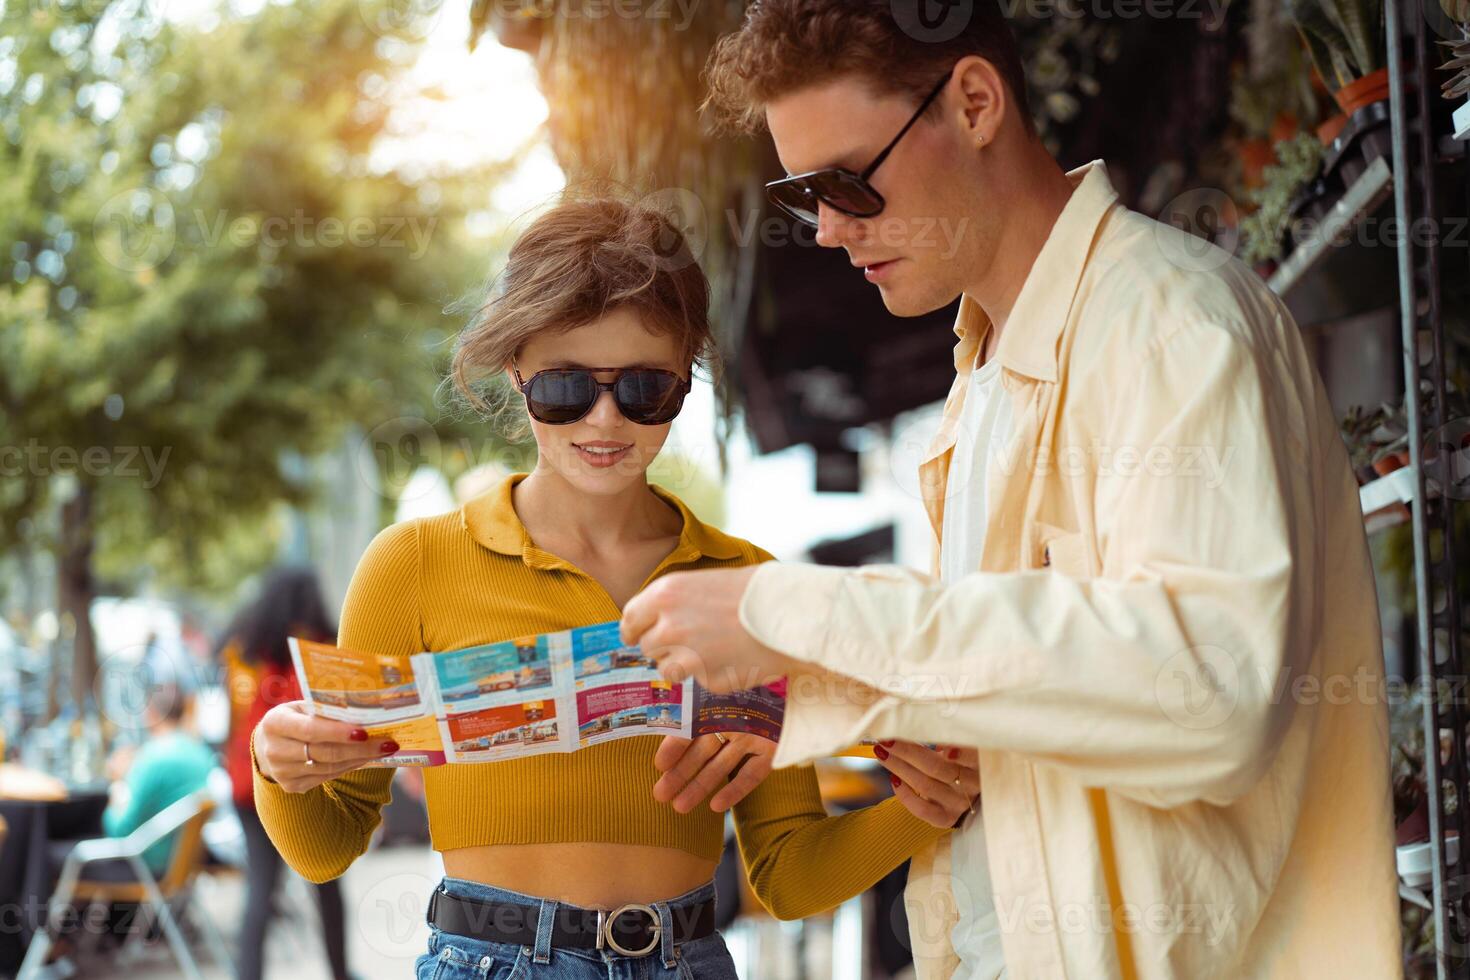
[251,473,949,918]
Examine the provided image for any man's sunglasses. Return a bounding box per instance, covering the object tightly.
[765,73,951,228]
[513,364,691,426]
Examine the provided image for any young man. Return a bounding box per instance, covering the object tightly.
[622,2,1402,977]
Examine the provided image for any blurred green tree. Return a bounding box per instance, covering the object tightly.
[0,0,511,716]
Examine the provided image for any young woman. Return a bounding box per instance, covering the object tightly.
[250,198,980,979]
[219,567,355,980]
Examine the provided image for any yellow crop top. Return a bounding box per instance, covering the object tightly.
[251,473,949,919]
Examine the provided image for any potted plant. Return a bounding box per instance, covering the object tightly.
[1342,403,1390,484]
[1340,399,1416,482]
[1440,19,1470,139]
[1286,0,1393,177]
[1230,4,1323,191]
[1240,131,1326,271]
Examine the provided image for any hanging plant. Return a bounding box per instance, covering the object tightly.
[1440,33,1470,103]
[1238,131,1324,265]
[1230,0,1325,194]
[1009,8,1123,154]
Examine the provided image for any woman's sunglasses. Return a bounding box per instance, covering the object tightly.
[513,364,691,426]
[765,73,952,228]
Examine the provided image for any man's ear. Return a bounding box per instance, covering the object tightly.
[950,55,1006,146]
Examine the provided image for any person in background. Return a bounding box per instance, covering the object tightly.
[219,567,357,980]
[99,683,216,875]
[36,685,214,969]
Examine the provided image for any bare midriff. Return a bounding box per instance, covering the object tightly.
[441,842,719,909]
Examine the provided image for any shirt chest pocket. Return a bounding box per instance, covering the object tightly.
[1034,522,1092,578]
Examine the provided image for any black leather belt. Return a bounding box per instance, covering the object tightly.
[426,886,717,958]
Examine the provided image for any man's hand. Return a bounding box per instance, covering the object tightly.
[652,733,776,813]
[875,741,982,828]
[621,566,797,693]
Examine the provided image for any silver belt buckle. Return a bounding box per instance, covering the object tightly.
[596,903,661,957]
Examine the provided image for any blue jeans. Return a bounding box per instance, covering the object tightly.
[415,876,740,980]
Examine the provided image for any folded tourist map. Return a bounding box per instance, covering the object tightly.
[288,621,789,767]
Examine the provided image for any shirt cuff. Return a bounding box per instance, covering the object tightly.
[737,561,848,670]
[771,687,901,768]
[740,562,904,767]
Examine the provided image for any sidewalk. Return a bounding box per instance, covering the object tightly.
[121,843,436,980]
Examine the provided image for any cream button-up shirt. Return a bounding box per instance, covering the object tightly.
[740,162,1402,979]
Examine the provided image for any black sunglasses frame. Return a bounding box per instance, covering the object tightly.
[764,72,952,228]
[512,364,692,426]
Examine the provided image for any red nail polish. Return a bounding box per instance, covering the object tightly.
[350,729,369,742]
[879,740,894,747]
[380,741,399,755]
[890,774,901,789]
[873,745,889,760]
[947,748,958,760]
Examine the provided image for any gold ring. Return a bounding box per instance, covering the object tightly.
[714,732,729,746]
[303,742,316,767]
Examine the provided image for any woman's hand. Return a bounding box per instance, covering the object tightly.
[652,732,776,813]
[253,701,399,793]
[875,741,980,828]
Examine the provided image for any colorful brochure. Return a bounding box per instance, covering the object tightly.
[288,621,787,767]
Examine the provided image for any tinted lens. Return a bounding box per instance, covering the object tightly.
[615,370,686,425]
[524,371,597,424]
[767,171,885,227]
[809,170,885,217]
[767,179,821,227]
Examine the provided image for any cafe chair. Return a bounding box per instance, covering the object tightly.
[16,791,231,980]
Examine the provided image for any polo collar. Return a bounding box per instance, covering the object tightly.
[951,160,1119,384]
[461,473,744,564]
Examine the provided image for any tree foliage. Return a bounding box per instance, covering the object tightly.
[1,0,509,605]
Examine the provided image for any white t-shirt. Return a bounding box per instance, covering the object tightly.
[938,350,1012,979]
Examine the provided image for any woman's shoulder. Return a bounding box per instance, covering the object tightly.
[341,519,428,610]
[358,518,423,570]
